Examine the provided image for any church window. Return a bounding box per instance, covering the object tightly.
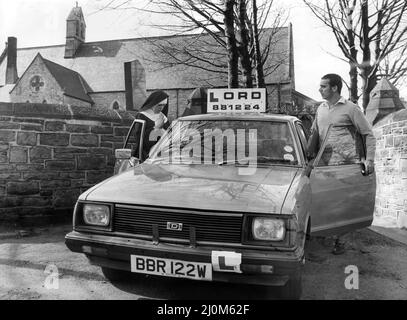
[30,75,44,92]
[42,99,47,104]
[112,101,120,110]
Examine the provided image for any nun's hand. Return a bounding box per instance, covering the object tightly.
[155,113,166,129]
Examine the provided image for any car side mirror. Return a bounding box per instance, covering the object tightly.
[114,148,138,175]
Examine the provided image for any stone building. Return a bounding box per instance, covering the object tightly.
[10,53,93,107]
[0,4,317,121]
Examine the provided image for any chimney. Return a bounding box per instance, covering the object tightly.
[124,60,147,111]
[6,37,18,84]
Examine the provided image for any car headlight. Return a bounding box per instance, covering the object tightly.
[252,218,285,241]
[83,204,110,226]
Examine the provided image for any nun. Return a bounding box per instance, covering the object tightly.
[131,90,170,163]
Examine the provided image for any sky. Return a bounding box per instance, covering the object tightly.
[0,0,406,101]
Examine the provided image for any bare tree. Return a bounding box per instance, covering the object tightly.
[304,0,407,111]
[237,0,253,87]
[225,0,240,87]
[99,0,287,88]
[251,0,265,88]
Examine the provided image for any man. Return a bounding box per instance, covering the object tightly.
[308,73,376,255]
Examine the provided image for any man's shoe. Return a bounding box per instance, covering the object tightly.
[332,242,346,255]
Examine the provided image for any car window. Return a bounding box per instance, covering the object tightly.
[148,119,299,166]
[317,125,363,167]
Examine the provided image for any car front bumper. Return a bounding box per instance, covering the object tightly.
[65,231,304,286]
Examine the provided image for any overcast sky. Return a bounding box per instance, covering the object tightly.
[1,0,406,101]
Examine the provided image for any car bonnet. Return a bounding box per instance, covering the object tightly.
[83,163,299,214]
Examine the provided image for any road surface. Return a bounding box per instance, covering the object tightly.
[0,225,406,300]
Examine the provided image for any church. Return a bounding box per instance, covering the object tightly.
[0,4,317,121]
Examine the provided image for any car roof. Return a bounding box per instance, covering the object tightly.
[177,112,299,123]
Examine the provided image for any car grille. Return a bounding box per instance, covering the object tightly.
[113,204,243,244]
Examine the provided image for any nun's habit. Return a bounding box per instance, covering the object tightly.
[132,90,170,162]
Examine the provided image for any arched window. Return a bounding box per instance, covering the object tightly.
[42,99,47,104]
[112,101,120,110]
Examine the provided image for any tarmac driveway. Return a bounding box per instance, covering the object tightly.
[0,224,406,300]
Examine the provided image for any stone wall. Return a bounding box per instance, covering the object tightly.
[0,102,135,225]
[373,109,407,228]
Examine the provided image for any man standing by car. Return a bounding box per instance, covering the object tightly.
[308,73,376,255]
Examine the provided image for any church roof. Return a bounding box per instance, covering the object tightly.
[0,27,292,93]
[42,56,93,103]
[9,53,93,104]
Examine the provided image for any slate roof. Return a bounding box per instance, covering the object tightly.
[8,53,93,104]
[42,56,93,103]
[0,27,291,92]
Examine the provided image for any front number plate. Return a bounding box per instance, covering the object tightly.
[130,255,212,281]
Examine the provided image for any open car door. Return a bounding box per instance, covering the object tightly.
[113,119,145,175]
[310,124,376,236]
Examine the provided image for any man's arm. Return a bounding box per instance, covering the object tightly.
[306,115,319,160]
[350,106,376,173]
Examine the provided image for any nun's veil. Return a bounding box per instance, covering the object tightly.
[140,90,169,116]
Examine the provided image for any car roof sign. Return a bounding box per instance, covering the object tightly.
[207,88,266,113]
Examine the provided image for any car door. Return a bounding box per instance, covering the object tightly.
[310,124,376,236]
[113,119,145,175]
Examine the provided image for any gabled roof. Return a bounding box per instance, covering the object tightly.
[42,56,93,103]
[10,53,93,103]
[0,27,292,92]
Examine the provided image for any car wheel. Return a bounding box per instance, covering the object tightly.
[101,267,131,282]
[279,272,302,300]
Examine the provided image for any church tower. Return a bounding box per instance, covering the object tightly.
[64,3,86,58]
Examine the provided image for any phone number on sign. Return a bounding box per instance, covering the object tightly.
[211,104,261,111]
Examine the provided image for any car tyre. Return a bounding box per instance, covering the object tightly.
[101,267,131,282]
[279,272,302,300]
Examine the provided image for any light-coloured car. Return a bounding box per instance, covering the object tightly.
[65,113,376,299]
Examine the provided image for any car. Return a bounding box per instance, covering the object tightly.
[65,111,376,299]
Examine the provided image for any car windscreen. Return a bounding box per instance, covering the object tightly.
[146,119,299,166]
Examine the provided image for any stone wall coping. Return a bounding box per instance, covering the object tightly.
[0,102,135,124]
[374,108,407,128]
